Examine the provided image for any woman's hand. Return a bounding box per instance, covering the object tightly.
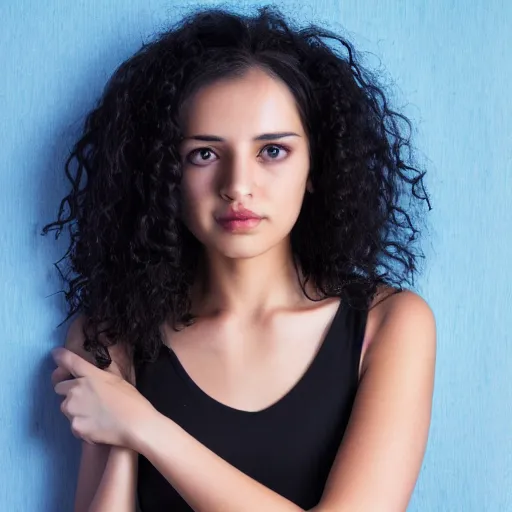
[52,347,155,448]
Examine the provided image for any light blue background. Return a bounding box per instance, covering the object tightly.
[1,1,510,510]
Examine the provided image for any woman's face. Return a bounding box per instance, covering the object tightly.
[179,66,311,260]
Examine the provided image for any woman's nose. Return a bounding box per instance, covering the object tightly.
[218,153,255,201]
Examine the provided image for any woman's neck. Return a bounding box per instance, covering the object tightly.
[191,242,315,319]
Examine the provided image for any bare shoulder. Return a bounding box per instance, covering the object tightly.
[64,314,96,363]
[360,284,436,379]
[64,314,135,383]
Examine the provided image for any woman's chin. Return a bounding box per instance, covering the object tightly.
[214,244,269,260]
[204,238,275,261]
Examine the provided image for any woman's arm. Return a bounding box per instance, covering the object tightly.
[88,447,138,512]
[59,315,138,512]
[135,414,305,512]
[73,442,111,512]
[128,290,436,512]
[315,290,436,512]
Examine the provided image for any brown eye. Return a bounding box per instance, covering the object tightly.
[187,148,218,166]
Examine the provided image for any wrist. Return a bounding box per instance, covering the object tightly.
[129,405,165,454]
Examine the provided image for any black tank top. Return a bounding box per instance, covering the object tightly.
[135,299,368,511]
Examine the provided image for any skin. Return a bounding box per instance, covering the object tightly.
[52,67,437,512]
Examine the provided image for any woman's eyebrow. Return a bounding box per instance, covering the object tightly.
[183,132,301,142]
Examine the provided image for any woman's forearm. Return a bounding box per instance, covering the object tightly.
[132,411,306,512]
[74,442,111,512]
[88,446,138,512]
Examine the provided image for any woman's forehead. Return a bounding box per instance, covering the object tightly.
[180,68,306,138]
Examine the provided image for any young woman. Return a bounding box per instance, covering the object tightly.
[45,6,436,512]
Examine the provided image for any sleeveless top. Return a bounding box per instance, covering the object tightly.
[135,299,368,511]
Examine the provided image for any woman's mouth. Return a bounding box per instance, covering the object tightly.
[215,208,263,233]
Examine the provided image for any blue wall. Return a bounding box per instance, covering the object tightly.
[1,1,510,510]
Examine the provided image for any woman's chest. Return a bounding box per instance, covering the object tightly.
[136,353,357,511]
[159,301,342,413]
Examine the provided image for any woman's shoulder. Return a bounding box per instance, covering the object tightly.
[64,314,135,383]
[369,283,432,316]
[64,314,96,363]
[359,284,435,379]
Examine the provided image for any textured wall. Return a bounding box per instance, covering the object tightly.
[1,1,510,510]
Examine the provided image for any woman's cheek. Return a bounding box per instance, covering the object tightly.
[181,188,214,240]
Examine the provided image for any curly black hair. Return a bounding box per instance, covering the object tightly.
[42,5,432,371]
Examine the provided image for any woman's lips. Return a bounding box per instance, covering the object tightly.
[216,217,262,232]
[215,209,263,233]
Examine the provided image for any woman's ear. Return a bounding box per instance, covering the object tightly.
[306,178,314,193]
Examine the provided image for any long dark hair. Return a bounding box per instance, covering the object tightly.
[42,5,432,370]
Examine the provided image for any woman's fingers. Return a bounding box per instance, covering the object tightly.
[52,347,102,379]
[54,378,79,396]
[51,365,72,386]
